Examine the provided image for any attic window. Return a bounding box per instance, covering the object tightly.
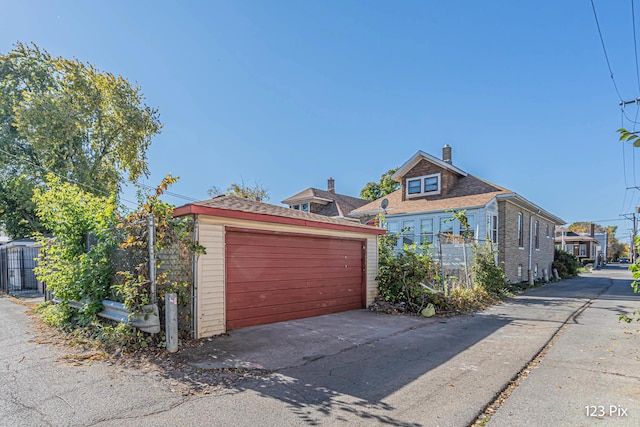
[406,173,441,197]
[292,203,310,212]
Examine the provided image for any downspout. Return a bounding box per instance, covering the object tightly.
[528,214,534,285]
[192,214,199,339]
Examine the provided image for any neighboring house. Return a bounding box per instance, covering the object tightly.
[173,195,384,338]
[555,227,601,264]
[350,145,565,284]
[282,178,369,221]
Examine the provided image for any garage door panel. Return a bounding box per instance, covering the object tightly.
[227,247,360,261]
[227,232,360,249]
[228,267,362,283]
[227,257,362,270]
[227,283,363,308]
[225,229,365,330]
[227,297,363,330]
[227,277,362,293]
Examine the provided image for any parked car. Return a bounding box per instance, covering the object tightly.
[620,257,630,263]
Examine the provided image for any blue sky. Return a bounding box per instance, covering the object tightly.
[2,1,640,239]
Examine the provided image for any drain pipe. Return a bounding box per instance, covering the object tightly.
[191,215,199,339]
[528,214,534,285]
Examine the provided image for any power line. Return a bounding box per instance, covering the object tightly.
[0,146,202,209]
[633,0,640,94]
[591,0,625,101]
[135,182,200,203]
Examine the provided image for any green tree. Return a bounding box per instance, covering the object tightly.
[207,179,270,202]
[615,128,640,324]
[360,168,400,201]
[0,42,162,238]
[33,174,118,318]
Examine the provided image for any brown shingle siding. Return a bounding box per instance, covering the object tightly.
[401,159,461,200]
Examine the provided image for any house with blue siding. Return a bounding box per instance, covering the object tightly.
[350,146,565,284]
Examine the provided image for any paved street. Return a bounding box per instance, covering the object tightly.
[1,266,638,426]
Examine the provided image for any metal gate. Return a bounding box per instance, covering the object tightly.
[0,246,41,294]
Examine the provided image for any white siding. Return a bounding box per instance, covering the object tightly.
[195,222,225,338]
[366,236,379,305]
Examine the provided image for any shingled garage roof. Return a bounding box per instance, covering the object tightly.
[172,195,383,337]
[350,175,513,216]
[173,195,384,234]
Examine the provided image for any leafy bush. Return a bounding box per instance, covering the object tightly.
[33,174,204,348]
[376,233,440,313]
[33,174,118,321]
[580,258,595,266]
[552,248,580,278]
[472,242,507,296]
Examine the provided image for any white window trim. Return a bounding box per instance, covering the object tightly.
[406,173,441,198]
[292,203,310,212]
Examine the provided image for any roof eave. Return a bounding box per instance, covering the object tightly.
[496,193,565,225]
[392,150,468,182]
[173,204,385,235]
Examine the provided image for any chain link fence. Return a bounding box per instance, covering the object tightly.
[393,231,497,294]
[100,216,195,336]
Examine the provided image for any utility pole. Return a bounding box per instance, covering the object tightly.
[621,210,639,262]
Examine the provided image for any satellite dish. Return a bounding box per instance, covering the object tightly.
[380,198,389,210]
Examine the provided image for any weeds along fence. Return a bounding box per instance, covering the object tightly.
[402,232,497,294]
[103,216,196,337]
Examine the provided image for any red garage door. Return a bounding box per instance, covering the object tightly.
[225,228,365,330]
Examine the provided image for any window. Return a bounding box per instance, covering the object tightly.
[579,244,587,257]
[386,221,400,248]
[406,173,441,197]
[517,265,523,282]
[402,220,415,245]
[546,224,549,238]
[517,213,523,247]
[565,244,574,254]
[420,218,434,244]
[534,263,539,278]
[293,203,309,212]
[424,176,438,192]
[463,214,475,238]
[440,217,454,235]
[407,179,422,194]
[534,220,539,249]
[491,215,498,243]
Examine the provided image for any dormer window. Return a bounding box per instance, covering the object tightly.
[292,203,310,212]
[406,173,441,198]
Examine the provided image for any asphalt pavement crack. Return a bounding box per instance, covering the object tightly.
[85,394,195,426]
[469,279,615,426]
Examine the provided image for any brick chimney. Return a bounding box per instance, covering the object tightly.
[328,177,335,193]
[590,223,595,238]
[442,144,452,164]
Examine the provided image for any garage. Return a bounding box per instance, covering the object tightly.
[225,228,365,330]
[173,195,384,338]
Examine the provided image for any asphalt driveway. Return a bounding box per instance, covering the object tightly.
[184,309,437,371]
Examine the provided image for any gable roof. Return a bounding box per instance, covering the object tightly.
[392,150,467,181]
[174,195,384,234]
[351,174,511,216]
[281,188,369,217]
[351,173,565,225]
